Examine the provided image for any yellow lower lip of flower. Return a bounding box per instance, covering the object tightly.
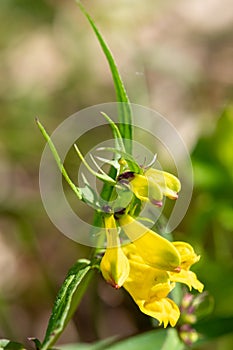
[128,294,180,328]
[120,227,204,327]
[169,269,204,293]
[143,297,180,328]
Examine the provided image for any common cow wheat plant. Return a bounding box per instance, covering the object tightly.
[5,1,231,350]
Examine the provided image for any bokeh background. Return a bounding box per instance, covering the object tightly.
[0,0,232,349]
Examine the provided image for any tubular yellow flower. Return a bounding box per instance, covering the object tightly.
[119,215,181,271]
[119,168,181,207]
[100,211,203,327]
[100,215,130,289]
[121,239,204,327]
[123,243,180,327]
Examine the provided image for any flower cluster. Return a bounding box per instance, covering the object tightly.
[178,292,211,345]
[100,167,204,327]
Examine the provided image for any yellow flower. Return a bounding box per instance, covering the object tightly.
[119,168,181,206]
[119,215,181,271]
[123,243,180,327]
[122,239,204,327]
[100,215,203,327]
[100,215,130,289]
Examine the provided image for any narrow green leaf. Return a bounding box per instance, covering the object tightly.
[94,156,120,171]
[112,186,133,212]
[41,259,94,350]
[97,147,142,174]
[0,339,25,350]
[57,337,116,350]
[80,185,100,209]
[36,118,82,200]
[80,174,102,210]
[105,329,183,350]
[56,328,185,350]
[75,1,134,240]
[76,1,133,153]
[74,144,116,184]
[101,112,126,153]
[59,329,182,350]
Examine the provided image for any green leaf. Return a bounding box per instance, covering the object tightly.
[0,340,25,350]
[159,329,185,350]
[76,1,134,236]
[55,329,185,350]
[41,259,95,350]
[76,1,133,153]
[97,147,142,174]
[79,174,102,210]
[36,118,82,200]
[105,329,184,350]
[101,112,126,153]
[94,156,120,172]
[195,316,233,341]
[112,186,133,212]
[80,185,100,209]
[74,144,116,185]
[57,338,116,350]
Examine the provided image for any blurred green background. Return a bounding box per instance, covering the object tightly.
[0,0,232,349]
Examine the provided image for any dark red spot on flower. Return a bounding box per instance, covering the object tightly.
[117,171,135,181]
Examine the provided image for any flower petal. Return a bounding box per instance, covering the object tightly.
[119,215,181,271]
[100,215,130,288]
[122,251,171,300]
[100,246,130,288]
[130,174,150,202]
[172,242,200,270]
[170,241,204,292]
[130,173,164,205]
[145,169,181,199]
[169,269,204,292]
[123,247,179,327]
[134,297,180,328]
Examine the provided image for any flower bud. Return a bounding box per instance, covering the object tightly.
[100,215,130,288]
[179,324,199,346]
[100,246,130,289]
